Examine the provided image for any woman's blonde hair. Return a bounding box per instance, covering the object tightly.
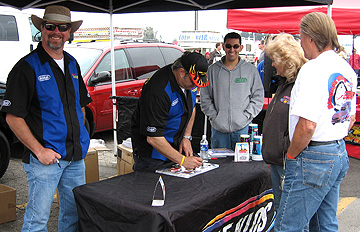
[265,33,307,81]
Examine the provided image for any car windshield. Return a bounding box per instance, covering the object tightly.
[65,47,102,76]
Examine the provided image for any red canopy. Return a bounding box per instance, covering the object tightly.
[227,4,360,35]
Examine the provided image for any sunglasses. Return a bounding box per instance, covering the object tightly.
[224,44,241,49]
[43,23,71,32]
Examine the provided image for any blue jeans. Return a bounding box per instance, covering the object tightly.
[22,155,85,232]
[274,140,349,232]
[270,164,284,212]
[211,125,249,150]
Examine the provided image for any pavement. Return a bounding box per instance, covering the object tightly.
[0,133,359,231]
[338,197,360,232]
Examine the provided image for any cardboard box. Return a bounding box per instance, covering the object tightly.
[122,159,134,174]
[84,148,100,183]
[118,145,133,163]
[0,184,16,224]
[117,156,123,175]
[117,144,134,175]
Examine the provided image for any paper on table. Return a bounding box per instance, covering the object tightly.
[208,148,235,158]
[155,163,219,179]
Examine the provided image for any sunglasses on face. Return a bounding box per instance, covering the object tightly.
[224,44,241,49]
[43,23,71,32]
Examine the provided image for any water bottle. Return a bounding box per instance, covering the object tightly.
[200,135,209,162]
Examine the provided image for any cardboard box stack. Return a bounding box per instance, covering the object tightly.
[117,144,134,175]
[85,148,100,183]
[85,139,111,183]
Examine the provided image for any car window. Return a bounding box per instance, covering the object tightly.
[95,49,131,82]
[127,47,165,80]
[28,17,41,42]
[65,47,102,76]
[160,47,183,65]
[0,15,19,41]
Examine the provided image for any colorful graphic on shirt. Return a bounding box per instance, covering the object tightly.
[280,96,290,104]
[327,73,355,125]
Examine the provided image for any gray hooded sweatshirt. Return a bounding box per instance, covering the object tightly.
[200,57,264,133]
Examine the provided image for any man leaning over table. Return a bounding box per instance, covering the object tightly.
[131,52,209,171]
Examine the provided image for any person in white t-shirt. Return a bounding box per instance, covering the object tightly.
[274,12,357,232]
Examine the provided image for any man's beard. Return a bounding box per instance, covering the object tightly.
[48,40,64,50]
[47,33,65,50]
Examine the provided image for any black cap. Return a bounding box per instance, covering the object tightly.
[181,52,209,88]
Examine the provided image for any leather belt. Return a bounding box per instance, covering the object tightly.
[308,140,341,146]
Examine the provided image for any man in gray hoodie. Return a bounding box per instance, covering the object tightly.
[200,32,264,150]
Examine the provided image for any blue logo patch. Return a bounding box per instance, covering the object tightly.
[172,98,179,106]
[147,126,157,133]
[38,75,51,82]
[2,100,11,107]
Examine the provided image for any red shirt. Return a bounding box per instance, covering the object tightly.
[349,53,360,70]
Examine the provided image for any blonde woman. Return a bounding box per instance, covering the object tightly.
[261,33,307,212]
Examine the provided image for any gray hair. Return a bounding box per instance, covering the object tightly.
[300,12,340,53]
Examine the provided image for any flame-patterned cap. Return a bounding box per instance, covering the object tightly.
[180,52,209,88]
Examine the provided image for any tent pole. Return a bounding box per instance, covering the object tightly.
[327,2,332,17]
[203,115,207,137]
[110,0,118,157]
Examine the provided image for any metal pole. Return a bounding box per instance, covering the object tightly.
[203,115,207,137]
[195,10,198,31]
[110,0,118,157]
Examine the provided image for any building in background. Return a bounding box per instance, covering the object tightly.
[177,31,223,54]
[177,30,257,64]
[73,27,144,42]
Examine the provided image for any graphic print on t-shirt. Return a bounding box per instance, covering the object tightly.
[327,73,355,125]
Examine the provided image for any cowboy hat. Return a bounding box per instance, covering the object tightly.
[31,5,82,33]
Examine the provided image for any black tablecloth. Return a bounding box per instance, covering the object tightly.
[73,158,274,232]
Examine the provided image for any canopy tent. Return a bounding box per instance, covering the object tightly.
[1,1,332,13]
[227,0,360,35]
[0,0,333,155]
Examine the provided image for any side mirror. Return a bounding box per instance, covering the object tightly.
[90,71,111,85]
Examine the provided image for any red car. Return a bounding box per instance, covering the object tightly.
[65,42,184,136]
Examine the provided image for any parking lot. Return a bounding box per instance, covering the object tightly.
[0,130,360,231]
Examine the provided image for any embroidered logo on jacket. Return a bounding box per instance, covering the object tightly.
[172,98,179,106]
[38,75,51,82]
[147,126,157,133]
[72,74,79,79]
[235,77,247,83]
[2,100,11,107]
[280,96,290,104]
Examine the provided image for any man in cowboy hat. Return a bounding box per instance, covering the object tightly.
[1,5,92,231]
[131,51,209,171]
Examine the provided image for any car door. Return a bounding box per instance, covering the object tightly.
[92,48,138,131]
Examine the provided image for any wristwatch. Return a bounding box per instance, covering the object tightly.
[183,135,192,141]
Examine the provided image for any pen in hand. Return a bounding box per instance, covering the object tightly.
[56,158,61,168]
